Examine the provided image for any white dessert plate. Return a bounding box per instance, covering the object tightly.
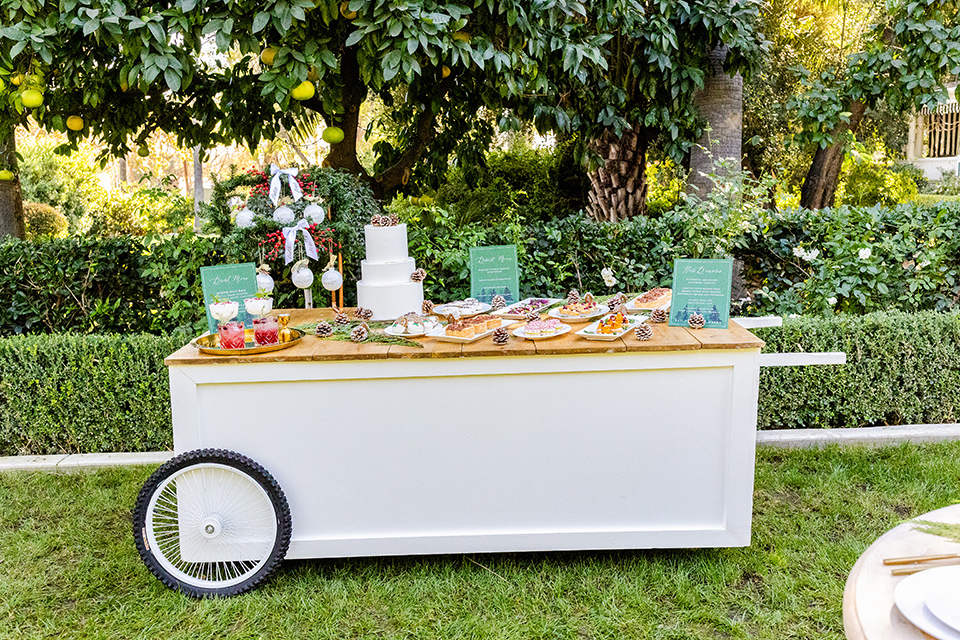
[576,314,644,341]
[427,319,517,343]
[432,302,492,318]
[384,324,439,338]
[512,323,572,341]
[894,565,960,640]
[928,586,960,634]
[625,300,671,314]
[492,297,562,319]
[548,305,609,322]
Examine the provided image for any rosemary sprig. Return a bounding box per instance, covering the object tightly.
[914,520,960,544]
[293,321,423,348]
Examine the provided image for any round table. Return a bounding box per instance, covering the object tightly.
[844,504,960,639]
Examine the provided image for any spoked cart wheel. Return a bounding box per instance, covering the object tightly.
[133,449,292,598]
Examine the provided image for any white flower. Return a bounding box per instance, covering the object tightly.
[273,205,295,225]
[793,246,805,258]
[858,247,872,260]
[792,247,819,262]
[827,297,838,306]
[805,249,819,261]
[601,267,617,287]
[918,260,931,269]
[235,208,255,228]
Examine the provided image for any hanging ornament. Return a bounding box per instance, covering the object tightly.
[303,203,326,224]
[273,205,296,225]
[256,264,275,293]
[292,259,315,289]
[235,207,256,228]
[321,269,343,291]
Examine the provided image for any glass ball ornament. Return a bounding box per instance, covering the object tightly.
[303,203,325,224]
[235,208,255,228]
[272,205,295,225]
[321,268,343,291]
[292,266,315,289]
[256,271,275,293]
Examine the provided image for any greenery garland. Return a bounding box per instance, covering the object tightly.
[292,321,423,348]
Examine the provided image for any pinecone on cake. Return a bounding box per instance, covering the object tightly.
[333,307,350,326]
[650,308,668,323]
[355,306,373,321]
[410,268,426,282]
[422,299,435,315]
[350,322,370,342]
[635,323,653,341]
[525,310,540,323]
[492,327,509,345]
[315,321,334,338]
[567,289,580,305]
[688,313,706,329]
[491,294,507,310]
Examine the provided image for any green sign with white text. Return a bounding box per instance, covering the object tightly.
[668,259,733,329]
[200,263,259,335]
[470,245,520,305]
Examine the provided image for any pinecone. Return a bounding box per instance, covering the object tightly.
[387,214,400,226]
[410,268,426,282]
[607,292,626,308]
[635,323,653,341]
[355,307,373,321]
[650,308,668,323]
[370,214,384,227]
[567,289,580,305]
[492,327,509,345]
[525,310,540,323]
[688,313,706,329]
[315,321,334,338]
[422,299,435,315]
[350,322,370,342]
[491,294,507,310]
[333,307,350,326]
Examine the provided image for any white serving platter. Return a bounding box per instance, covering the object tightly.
[576,314,644,341]
[426,319,517,343]
[512,323,572,341]
[492,297,562,319]
[894,565,960,640]
[432,301,492,318]
[928,586,960,634]
[548,304,609,322]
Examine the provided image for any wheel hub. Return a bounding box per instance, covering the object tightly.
[200,516,222,539]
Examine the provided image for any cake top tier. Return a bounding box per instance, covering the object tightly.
[364,222,410,263]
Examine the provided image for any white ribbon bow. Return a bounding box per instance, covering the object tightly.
[269,164,304,205]
[282,219,319,264]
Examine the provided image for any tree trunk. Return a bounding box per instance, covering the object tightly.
[0,130,25,240]
[118,156,128,183]
[586,127,649,221]
[799,100,866,210]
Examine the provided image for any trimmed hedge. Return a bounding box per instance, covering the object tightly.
[1,312,959,455]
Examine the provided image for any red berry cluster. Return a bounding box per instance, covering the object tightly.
[258,224,340,262]
[259,230,286,261]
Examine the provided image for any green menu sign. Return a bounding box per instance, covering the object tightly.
[668,259,733,329]
[470,245,520,305]
[200,263,259,335]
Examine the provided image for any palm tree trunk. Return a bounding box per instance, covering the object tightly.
[586,127,649,221]
[0,130,25,240]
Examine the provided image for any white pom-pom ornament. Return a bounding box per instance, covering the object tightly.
[303,203,325,224]
[235,208,255,228]
[321,269,343,291]
[292,266,315,289]
[273,205,295,225]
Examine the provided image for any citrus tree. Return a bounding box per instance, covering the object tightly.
[791,0,960,209]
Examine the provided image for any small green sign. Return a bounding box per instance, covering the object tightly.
[668,259,733,329]
[200,263,259,335]
[470,245,520,305]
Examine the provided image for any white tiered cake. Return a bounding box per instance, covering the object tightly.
[356,223,424,321]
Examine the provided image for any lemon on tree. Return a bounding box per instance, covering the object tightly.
[10,74,23,86]
[261,47,277,67]
[0,170,14,181]
[21,89,44,108]
[137,146,150,157]
[441,65,451,78]
[322,127,345,144]
[291,80,315,101]
[66,115,84,131]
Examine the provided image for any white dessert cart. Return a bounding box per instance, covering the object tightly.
[134,310,765,597]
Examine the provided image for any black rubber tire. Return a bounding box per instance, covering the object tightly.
[132,448,292,598]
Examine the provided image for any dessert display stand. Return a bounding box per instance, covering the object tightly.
[142,309,765,597]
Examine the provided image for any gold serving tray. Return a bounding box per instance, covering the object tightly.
[192,328,305,356]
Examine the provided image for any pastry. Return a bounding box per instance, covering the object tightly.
[631,287,672,309]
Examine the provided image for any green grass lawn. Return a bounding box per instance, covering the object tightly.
[2,443,960,639]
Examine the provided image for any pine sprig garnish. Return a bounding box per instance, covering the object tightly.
[294,321,423,348]
[914,520,960,544]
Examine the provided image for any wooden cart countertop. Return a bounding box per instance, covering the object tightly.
[165,308,764,366]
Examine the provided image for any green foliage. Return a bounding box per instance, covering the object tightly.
[16,139,105,224]
[0,332,180,455]
[83,186,193,237]
[889,162,928,192]
[836,152,918,207]
[934,170,960,196]
[755,312,960,428]
[22,202,68,240]
[644,160,684,217]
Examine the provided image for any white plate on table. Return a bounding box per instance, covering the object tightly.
[894,565,960,640]
[432,302,491,318]
[492,297,562,319]
[575,314,644,341]
[928,586,960,634]
[427,320,517,343]
[512,323,572,341]
[548,305,609,322]
[384,325,437,338]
